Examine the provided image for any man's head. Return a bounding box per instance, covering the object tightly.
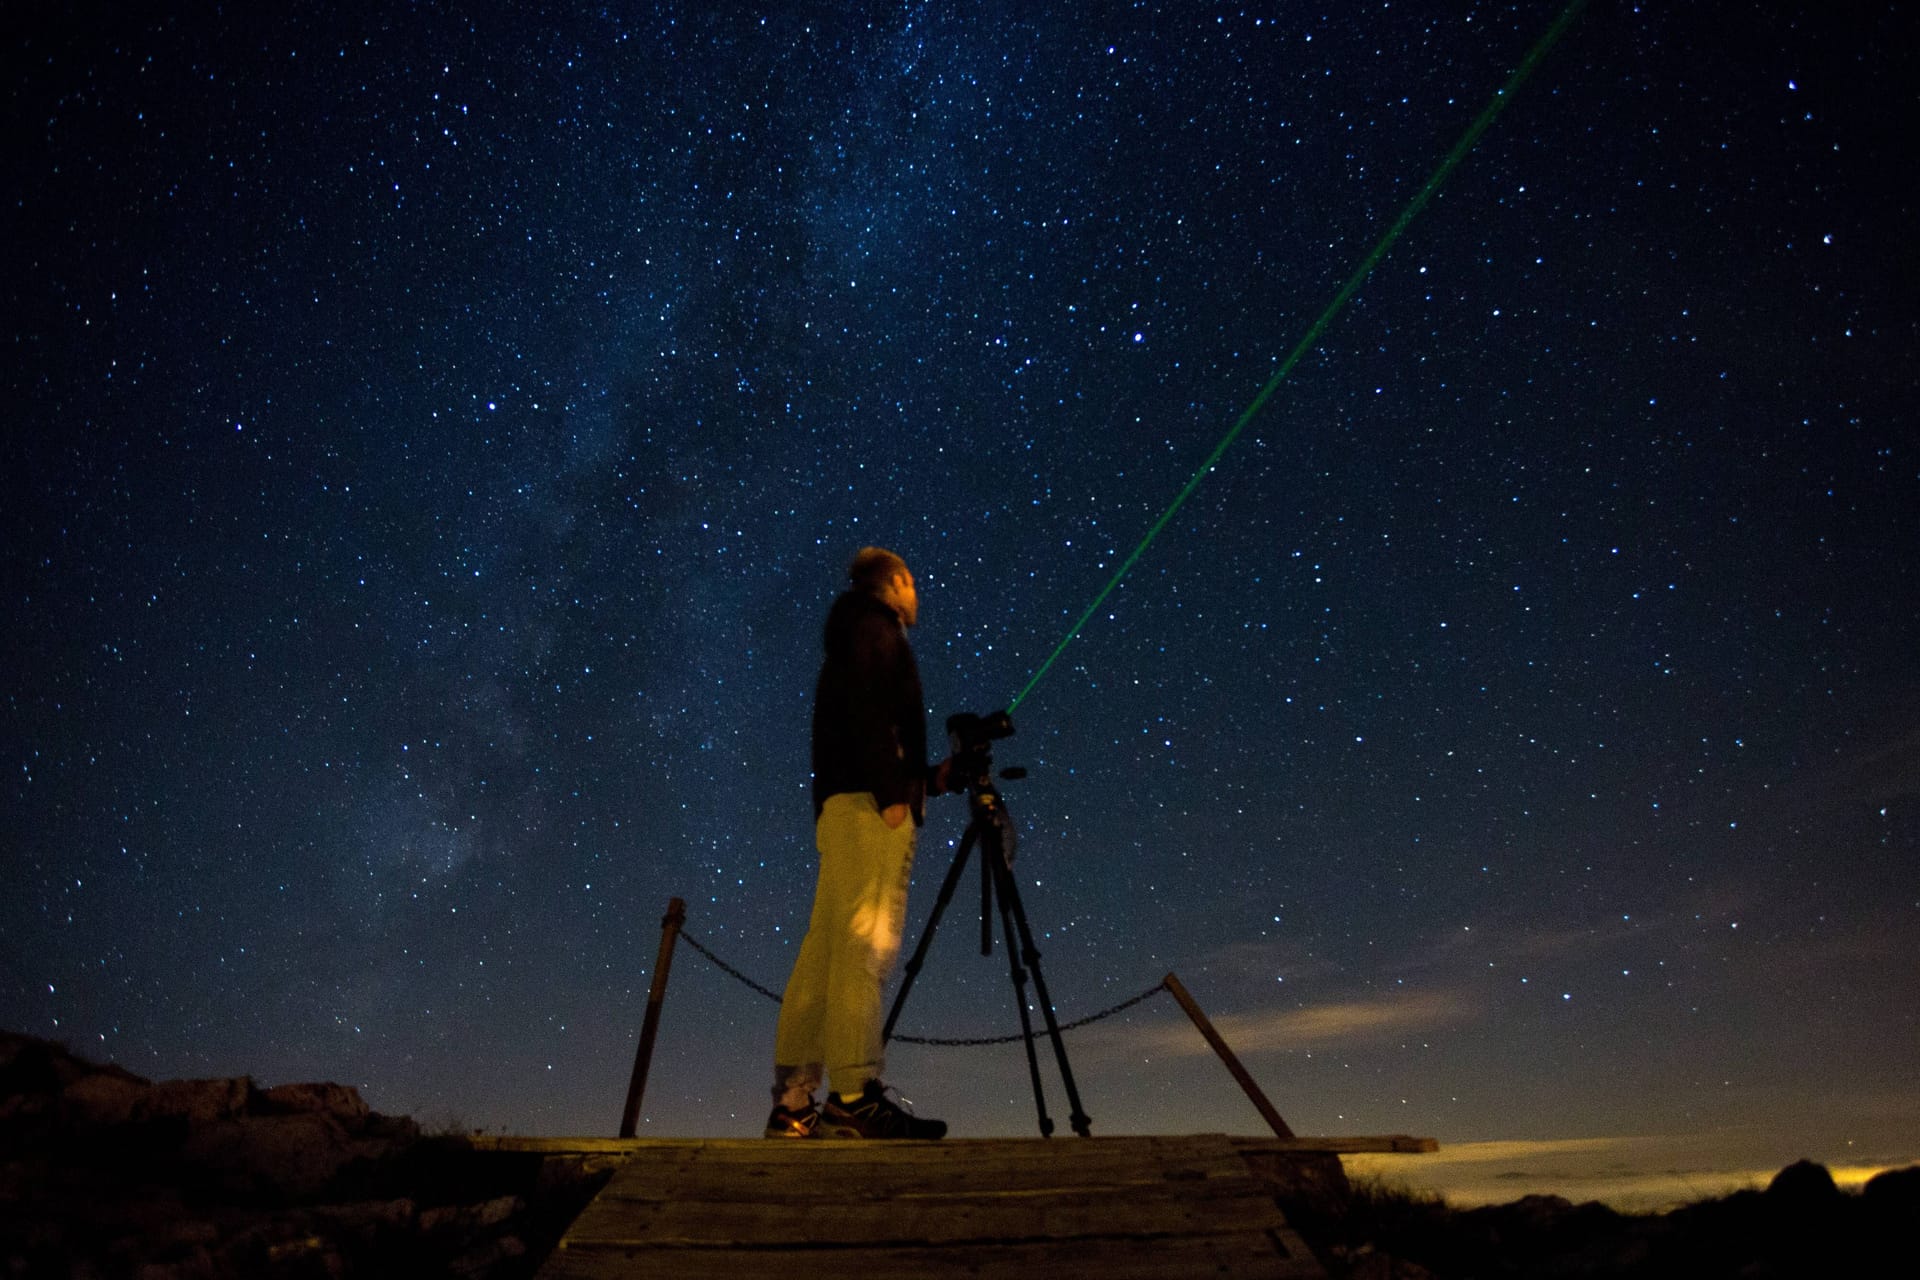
[848,546,918,627]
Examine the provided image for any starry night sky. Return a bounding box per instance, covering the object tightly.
[6,1,1916,1178]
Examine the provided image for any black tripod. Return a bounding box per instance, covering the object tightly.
[882,718,1091,1137]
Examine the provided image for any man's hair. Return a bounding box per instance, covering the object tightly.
[848,546,908,593]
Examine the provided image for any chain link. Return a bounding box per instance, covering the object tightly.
[894,983,1169,1046]
[678,929,1168,1047]
[679,930,785,1004]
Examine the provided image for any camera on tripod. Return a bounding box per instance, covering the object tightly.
[946,709,1015,792]
[889,705,1091,1136]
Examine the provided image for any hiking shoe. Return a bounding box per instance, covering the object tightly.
[818,1081,947,1140]
[763,1102,820,1139]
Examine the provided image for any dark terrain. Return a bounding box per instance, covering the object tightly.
[2,1032,1912,1278]
[0,1033,609,1277]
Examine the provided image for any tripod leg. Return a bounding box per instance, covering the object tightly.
[980,835,993,956]
[996,881,1054,1138]
[991,855,1093,1137]
[882,823,977,1046]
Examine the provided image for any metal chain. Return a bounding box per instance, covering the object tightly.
[894,983,1169,1046]
[678,929,1168,1047]
[679,930,785,1004]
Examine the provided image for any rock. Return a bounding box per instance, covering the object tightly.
[313,1197,416,1233]
[1765,1158,1839,1203]
[265,1232,339,1270]
[62,1069,152,1128]
[418,1194,524,1239]
[1866,1174,1912,1205]
[1239,1149,1352,1217]
[1451,1192,1630,1275]
[449,1232,526,1278]
[1460,1191,1578,1243]
[1858,1159,1920,1220]
[1346,1249,1438,1280]
[134,1076,253,1126]
[357,1111,423,1145]
[0,1033,31,1074]
[0,1031,98,1093]
[0,1089,55,1133]
[261,1081,371,1125]
[6,1038,155,1149]
[161,1218,222,1249]
[306,1197,417,1257]
[180,1111,357,1200]
[1504,1192,1577,1222]
[474,1194,523,1228]
[0,1031,587,1277]
[134,1246,214,1279]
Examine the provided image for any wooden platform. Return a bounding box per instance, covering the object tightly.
[532,1134,1340,1278]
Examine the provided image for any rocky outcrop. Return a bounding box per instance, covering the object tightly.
[0,1032,603,1278]
[1291,1156,1920,1279]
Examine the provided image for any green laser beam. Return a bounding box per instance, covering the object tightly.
[1008,0,1588,714]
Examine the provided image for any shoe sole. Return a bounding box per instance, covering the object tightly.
[817,1120,945,1140]
[763,1117,820,1139]
[763,1111,821,1139]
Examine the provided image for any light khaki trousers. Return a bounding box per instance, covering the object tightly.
[773,792,917,1104]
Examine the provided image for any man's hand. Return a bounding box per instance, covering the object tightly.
[931,756,956,795]
[880,802,911,829]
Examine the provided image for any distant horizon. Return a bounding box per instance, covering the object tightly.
[1345,1137,1914,1214]
[16,1019,1914,1218]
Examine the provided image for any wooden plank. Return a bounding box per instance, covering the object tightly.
[566,1182,1286,1247]
[542,1231,1322,1280]
[569,1136,1257,1193]
[575,1138,1271,1214]
[586,1139,1260,1200]
[479,1134,1259,1153]
[540,1132,1327,1278]
[591,1139,1258,1184]
[1163,972,1296,1138]
[671,1134,1239,1156]
[474,1132,1435,1156]
[470,1137,702,1154]
[1235,1135,1439,1154]
[645,1136,1263,1174]
[589,1165,1238,1202]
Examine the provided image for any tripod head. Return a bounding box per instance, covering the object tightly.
[946,709,1017,791]
[946,709,1020,863]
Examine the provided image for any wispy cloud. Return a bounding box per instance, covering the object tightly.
[1126,988,1473,1058]
[1815,725,1920,808]
[1183,937,1354,985]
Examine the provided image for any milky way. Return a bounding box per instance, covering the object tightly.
[6,3,1915,1170]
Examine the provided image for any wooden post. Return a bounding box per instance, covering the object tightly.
[619,897,687,1138]
[1162,971,1295,1139]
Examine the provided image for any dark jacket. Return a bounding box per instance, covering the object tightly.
[811,588,935,824]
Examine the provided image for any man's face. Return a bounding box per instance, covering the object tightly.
[880,568,919,628]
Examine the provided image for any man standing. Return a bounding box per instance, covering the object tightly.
[767,547,951,1139]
